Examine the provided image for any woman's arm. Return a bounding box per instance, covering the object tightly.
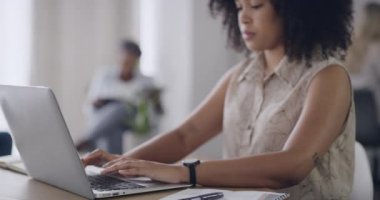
[123,67,236,163]
[101,65,352,188]
[82,66,239,166]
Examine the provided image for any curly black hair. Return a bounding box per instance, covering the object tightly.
[209,0,353,64]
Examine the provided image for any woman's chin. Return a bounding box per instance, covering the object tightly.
[245,44,264,52]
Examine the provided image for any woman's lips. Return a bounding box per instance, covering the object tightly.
[242,31,256,40]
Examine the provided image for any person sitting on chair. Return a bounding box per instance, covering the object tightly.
[76,40,163,154]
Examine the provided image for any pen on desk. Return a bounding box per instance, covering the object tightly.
[178,192,224,200]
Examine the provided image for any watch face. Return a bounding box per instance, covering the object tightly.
[182,159,200,165]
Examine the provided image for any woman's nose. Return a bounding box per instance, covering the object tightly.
[239,8,252,25]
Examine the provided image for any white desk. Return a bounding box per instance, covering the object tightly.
[0,168,266,200]
[0,168,183,200]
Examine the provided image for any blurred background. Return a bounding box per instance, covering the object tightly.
[1,0,380,197]
[0,0,243,159]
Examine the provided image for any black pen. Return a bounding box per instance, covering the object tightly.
[178,192,224,200]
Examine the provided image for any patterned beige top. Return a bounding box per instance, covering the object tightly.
[223,52,355,200]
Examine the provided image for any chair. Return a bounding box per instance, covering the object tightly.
[350,142,374,200]
[0,132,12,156]
[354,89,380,145]
[354,89,380,182]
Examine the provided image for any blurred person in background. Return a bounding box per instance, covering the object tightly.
[82,0,354,199]
[346,2,380,122]
[76,40,163,154]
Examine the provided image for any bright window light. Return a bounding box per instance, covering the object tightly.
[139,0,159,77]
[0,0,33,133]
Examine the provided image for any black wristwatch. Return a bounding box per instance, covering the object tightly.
[182,159,201,187]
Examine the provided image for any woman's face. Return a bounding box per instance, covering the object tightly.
[236,0,283,52]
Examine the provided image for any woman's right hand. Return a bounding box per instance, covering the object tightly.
[81,149,120,167]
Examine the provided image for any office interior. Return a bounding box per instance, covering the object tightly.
[0,0,380,199]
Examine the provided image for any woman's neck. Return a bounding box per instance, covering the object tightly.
[263,44,285,74]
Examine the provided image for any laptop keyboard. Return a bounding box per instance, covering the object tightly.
[88,175,146,191]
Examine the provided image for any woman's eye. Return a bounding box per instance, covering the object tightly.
[235,1,242,11]
[251,4,263,9]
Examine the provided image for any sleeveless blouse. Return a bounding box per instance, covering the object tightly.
[223,53,355,200]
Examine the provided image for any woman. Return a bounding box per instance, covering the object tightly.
[83,0,354,199]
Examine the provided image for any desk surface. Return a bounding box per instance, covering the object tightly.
[0,168,184,200]
[0,168,265,200]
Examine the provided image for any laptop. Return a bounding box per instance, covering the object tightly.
[0,85,190,199]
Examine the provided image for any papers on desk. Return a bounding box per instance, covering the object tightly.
[0,155,27,175]
[160,188,289,200]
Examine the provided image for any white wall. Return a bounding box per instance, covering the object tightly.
[0,0,33,132]
[139,0,194,131]
[0,0,32,85]
[189,1,241,159]
[137,0,241,159]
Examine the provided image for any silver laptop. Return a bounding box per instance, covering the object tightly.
[0,85,190,199]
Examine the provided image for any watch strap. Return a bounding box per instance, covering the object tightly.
[183,160,200,187]
[188,164,197,187]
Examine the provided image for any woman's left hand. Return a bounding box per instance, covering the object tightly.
[101,158,188,184]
